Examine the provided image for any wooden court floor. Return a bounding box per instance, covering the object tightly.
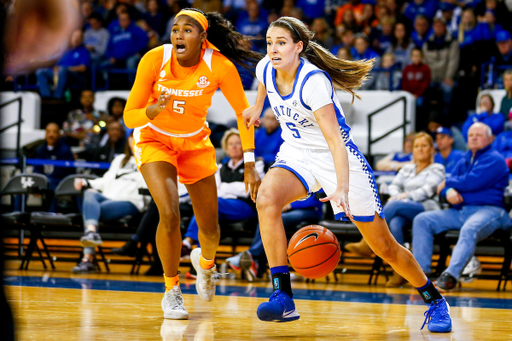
[5,261,512,341]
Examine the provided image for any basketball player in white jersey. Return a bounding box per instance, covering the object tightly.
[243,17,452,333]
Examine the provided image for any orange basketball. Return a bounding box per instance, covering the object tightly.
[287,225,341,279]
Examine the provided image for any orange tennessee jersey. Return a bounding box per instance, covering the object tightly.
[124,45,255,150]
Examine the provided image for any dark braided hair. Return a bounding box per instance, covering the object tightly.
[181,8,263,74]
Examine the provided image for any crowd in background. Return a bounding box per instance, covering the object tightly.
[3,0,512,289]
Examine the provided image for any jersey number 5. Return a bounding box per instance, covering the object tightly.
[173,100,186,114]
[286,122,301,138]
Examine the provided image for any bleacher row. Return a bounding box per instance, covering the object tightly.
[3,168,512,290]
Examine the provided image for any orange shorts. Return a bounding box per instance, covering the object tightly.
[133,124,217,184]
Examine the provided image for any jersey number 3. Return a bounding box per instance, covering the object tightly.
[173,100,186,114]
[286,122,301,138]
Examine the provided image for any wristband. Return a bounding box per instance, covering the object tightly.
[244,152,255,163]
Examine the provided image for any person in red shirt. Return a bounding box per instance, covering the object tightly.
[402,48,431,98]
[402,48,431,130]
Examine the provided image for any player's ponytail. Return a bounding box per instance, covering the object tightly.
[205,12,263,73]
[270,17,374,102]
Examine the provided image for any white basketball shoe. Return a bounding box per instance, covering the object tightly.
[161,285,189,320]
[190,248,219,302]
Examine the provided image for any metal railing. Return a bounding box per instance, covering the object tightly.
[0,96,23,159]
[367,96,409,165]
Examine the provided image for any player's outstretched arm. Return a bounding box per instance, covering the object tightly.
[243,82,267,129]
[314,104,354,222]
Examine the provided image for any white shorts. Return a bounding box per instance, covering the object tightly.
[271,142,384,222]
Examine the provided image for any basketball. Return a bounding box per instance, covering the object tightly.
[287,225,341,279]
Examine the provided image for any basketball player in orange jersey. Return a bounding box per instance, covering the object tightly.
[124,8,262,320]
[243,17,452,332]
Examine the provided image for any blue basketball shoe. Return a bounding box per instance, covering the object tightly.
[421,298,452,333]
[257,290,300,322]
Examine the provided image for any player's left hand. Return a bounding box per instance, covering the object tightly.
[320,188,354,223]
[243,105,261,129]
[244,163,261,202]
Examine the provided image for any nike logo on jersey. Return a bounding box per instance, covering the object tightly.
[294,232,319,249]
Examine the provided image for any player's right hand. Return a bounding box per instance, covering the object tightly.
[242,105,261,129]
[157,89,172,112]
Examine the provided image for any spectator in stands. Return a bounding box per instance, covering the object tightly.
[500,70,512,119]
[402,48,431,104]
[337,46,353,60]
[413,122,512,290]
[493,112,512,171]
[36,30,91,100]
[335,0,364,27]
[311,18,334,50]
[412,15,431,48]
[331,28,355,56]
[34,123,75,191]
[226,194,323,282]
[387,22,414,70]
[236,1,268,54]
[81,1,94,29]
[180,129,265,257]
[375,132,414,171]
[296,0,326,21]
[475,10,502,42]
[434,127,466,175]
[475,0,512,32]
[255,108,283,169]
[84,120,126,174]
[403,0,438,24]
[427,111,467,151]
[72,132,148,273]
[84,12,110,65]
[103,12,148,70]
[423,18,459,114]
[457,9,478,48]
[491,30,512,66]
[136,19,162,50]
[462,94,505,140]
[62,89,103,147]
[352,33,380,65]
[144,0,166,37]
[369,15,394,54]
[373,52,401,90]
[107,97,128,129]
[438,3,459,38]
[346,133,445,287]
[337,8,362,34]
[163,0,188,41]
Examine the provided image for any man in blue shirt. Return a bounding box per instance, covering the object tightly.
[255,108,284,169]
[235,2,268,54]
[34,122,76,190]
[492,30,512,66]
[413,123,512,291]
[411,15,431,48]
[36,30,91,99]
[103,12,148,70]
[434,127,466,176]
[404,0,438,24]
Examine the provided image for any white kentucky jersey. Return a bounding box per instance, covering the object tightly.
[256,55,353,150]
